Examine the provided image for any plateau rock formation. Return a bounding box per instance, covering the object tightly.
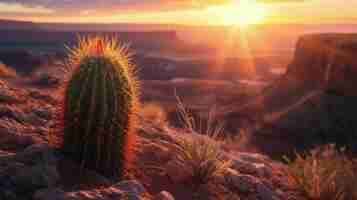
[225,34,357,158]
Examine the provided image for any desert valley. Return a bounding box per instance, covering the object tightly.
[1,1,357,199]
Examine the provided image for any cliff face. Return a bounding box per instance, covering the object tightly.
[225,34,357,158]
[286,34,357,96]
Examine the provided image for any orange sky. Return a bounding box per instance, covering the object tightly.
[0,0,356,25]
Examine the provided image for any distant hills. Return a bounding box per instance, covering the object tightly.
[0,19,40,31]
[0,19,186,54]
[0,19,178,32]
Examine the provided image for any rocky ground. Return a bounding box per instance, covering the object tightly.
[0,78,305,200]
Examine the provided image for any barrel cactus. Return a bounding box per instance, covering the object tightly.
[61,36,139,179]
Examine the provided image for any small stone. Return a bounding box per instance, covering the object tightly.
[25,112,47,126]
[230,158,258,174]
[224,169,257,193]
[33,107,52,120]
[34,182,148,200]
[0,190,17,200]
[11,164,60,192]
[15,135,36,147]
[33,189,77,200]
[154,191,175,200]
[256,183,281,200]
[113,180,147,196]
[254,163,273,178]
[14,143,58,165]
[238,152,268,164]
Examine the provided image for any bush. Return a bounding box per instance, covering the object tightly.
[171,133,231,188]
[284,144,357,200]
[169,94,231,189]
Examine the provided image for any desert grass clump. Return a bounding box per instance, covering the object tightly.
[0,62,16,77]
[284,144,357,200]
[170,94,231,189]
[172,134,231,188]
[60,36,139,180]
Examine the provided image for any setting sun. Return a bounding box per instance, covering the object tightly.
[209,0,268,27]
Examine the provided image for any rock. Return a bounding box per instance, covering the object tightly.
[113,180,147,196]
[0,50,43,74]
[229,157,272,178]
[28,90,57,104]
[236,152,269,164]
[33,189,69,200]
[0,118,35,147]
[0,106,26,123]
[32,73,60,87]
[0,81,17,103]
[165,160,190,183]
[25,112,48,126]
[15,134,36,147]
[256,183,281,200]
[254,163,273,178]
[154,191,175,200]
[10,163,59,192]
[33,107,52,120]
[224,168,281,200]
[0,144,60,198]
[0,189,18,200]
[33,180,148,200]
[13,143,59,165]
[224,170,258,193]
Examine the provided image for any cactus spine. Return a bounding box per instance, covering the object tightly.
[62,36,138,179]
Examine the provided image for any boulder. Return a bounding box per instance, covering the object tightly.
[0,50,43,74]
[154,191,175,200]
[33,180,148,200]
[224,168,281,200]
[32,73,61,87]
[10,163,59,192]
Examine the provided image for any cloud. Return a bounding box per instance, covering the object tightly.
[0,0,306,17]
[257,0,305,3]
[0,0,230,13]
[0,2,54,14]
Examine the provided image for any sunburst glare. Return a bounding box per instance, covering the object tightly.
[207,0,268,28]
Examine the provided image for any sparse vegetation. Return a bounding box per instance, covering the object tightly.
[169,94,231,189]
[171,133,231,188]
[284,144,357,200]
[0,62,16,77]
[60,36,139,180]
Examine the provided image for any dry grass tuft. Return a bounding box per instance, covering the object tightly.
[0,62,17,78]
[284,144,357,200]
[172,134,231,188]
[169,93,231,189]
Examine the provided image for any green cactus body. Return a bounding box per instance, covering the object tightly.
[62,37,138,179]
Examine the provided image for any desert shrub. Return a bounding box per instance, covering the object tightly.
[169,94,231,189]
[284,144,357,200]
[0,62,16,77]
[141,103,167,125]
[172,134,231,188]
